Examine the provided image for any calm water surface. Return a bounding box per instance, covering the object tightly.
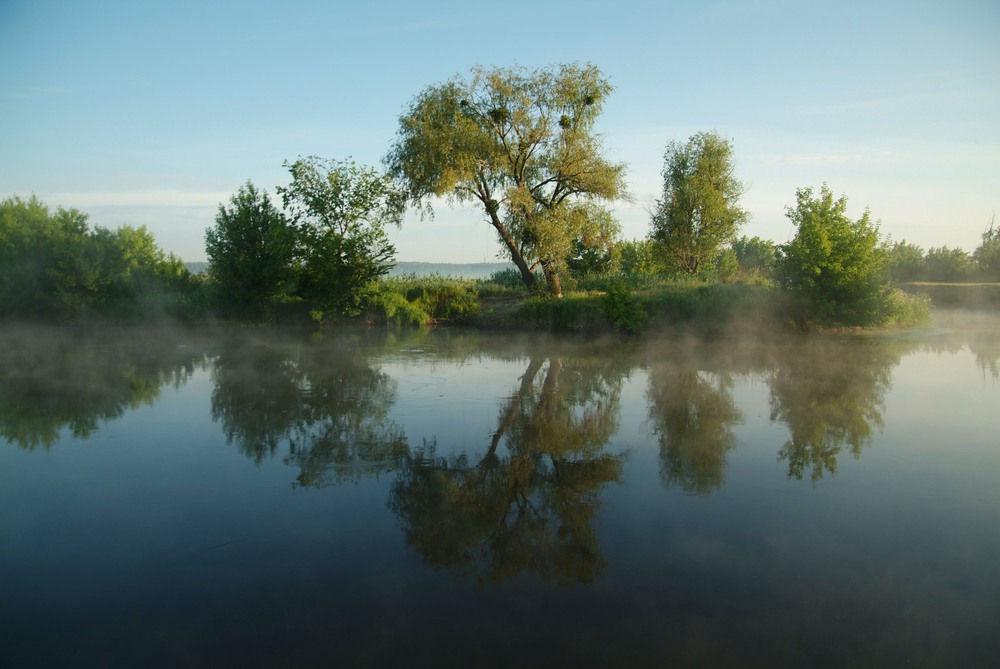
[2,314,998,668]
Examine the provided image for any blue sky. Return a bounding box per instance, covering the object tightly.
[2,0,998,263]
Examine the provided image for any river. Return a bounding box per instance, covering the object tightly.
[1,313,998,667]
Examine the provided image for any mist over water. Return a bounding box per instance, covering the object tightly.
[1,317,998,667]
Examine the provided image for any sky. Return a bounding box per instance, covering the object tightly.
[2,0,998,263]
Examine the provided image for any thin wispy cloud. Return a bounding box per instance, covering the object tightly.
[3,85,75,100]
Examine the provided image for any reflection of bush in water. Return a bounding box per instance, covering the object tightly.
[768,339,903,482]
[0,326,204,450]
[209,332,407,486]
[643,336,915,490]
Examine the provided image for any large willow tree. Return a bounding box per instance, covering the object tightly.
[385,63,627,297]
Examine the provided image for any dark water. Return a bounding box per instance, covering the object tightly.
[2,315,998,668]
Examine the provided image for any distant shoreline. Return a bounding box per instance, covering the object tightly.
[387,261,513,280]
[185,261,514,281]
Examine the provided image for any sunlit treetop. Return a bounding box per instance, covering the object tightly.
[386,63,627,296]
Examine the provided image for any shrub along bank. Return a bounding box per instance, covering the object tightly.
[467,280,931,336]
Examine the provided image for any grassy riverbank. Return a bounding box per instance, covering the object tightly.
[362,275,934,336]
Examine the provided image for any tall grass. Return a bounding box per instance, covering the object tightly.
[364,275,481,326]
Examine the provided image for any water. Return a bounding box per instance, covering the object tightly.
[1,317,998,667]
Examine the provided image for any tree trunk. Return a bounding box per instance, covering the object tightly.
[487,210,537,290]
[488,357,544,456]
[540,258,563,298]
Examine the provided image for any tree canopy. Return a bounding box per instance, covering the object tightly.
[776,185,892,326]
[385,63,627,297]
[0,195,194,321]
[973,217,1000,281]
[205,181,296,319]
[279,156,405,317]
[650,131,748,275]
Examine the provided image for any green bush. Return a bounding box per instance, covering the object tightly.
[366,275,481,325]
[731,235,777,280]
[707,248,739,283]
[883,289,931,328]
[363,285,431,326]
[603,283,648,334]
[402,276,480,320]
[614,239,670,289]
[776,185,893,327]
[476,268,533,297]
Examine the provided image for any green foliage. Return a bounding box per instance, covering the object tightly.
[406,278,480,321]
[205,181,297,319]
[513,293,609,332]
[883,289,931,327]
[641,282,787,334]
[776,185,893,327]
[923,246,972,282]
[362,285,431,327]
[650,131,748,275]
[480,267,527,292]
[279,156,404,317]
[99,226,201,321]
[358,276,484,327]
[386,62,627,296]
[0,195,197,322]
[499,282,788,335]
[707,247,739,283]
[380,275,481,321]
[612,238,669,287]
[886,240,925,283]
[731,235,777,279]
[602,282,648,334]
[899,283,1000,312]
[973,220,1000,281]
[566,207,621,282]
[1,195,91,319]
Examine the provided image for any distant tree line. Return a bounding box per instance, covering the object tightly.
[4,62,997,328]
[884,228,1000,283]
[0,195,199,322]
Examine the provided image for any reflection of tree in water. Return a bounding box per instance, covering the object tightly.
[917,310,1000,380]
[210,332,406,487]
[388,354,626,586]
[968,332,1000,380]
[0,326,204,450]
[646,363,742,495]
[768,339,901,482]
